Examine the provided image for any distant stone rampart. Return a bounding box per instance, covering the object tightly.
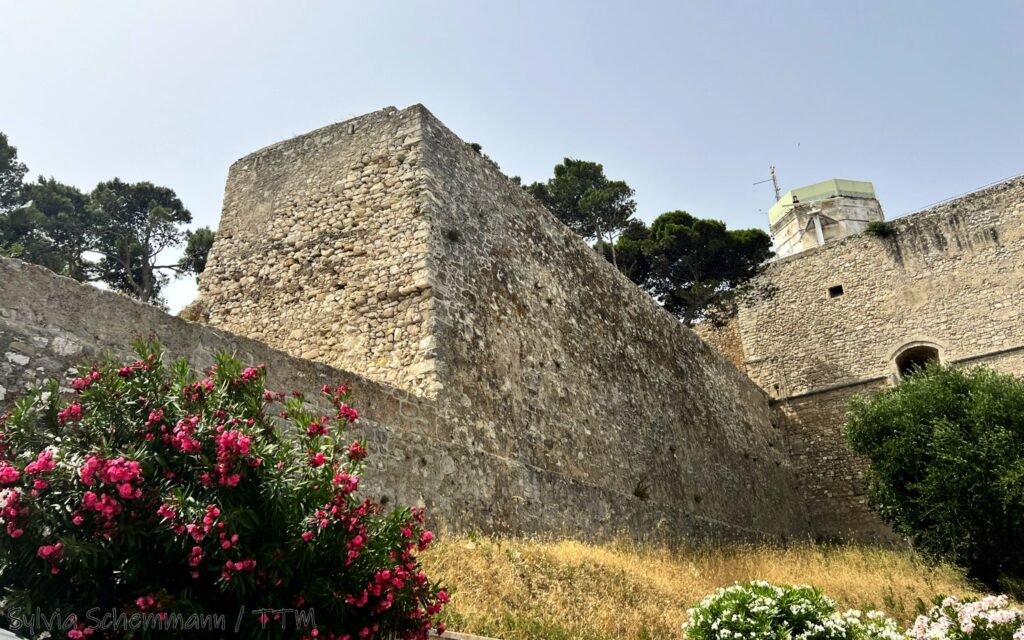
[704,175,1024,538]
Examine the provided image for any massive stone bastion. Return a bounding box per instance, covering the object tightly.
[1,105,812,542]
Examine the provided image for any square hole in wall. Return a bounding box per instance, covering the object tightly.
[828,284,845,298]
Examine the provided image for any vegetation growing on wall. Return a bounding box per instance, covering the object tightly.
[0,342,446,638]
[864,220,896,238]
[846,365,1024,591]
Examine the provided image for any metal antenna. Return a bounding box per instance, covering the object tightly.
[753,165,782,202]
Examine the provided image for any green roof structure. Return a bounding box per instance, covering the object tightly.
[768,179,877,225]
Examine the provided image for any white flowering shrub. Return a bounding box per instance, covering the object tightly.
[908,595,1024,640]
[682,581,905,640]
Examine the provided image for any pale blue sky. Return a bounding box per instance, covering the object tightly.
[2,1,1022,312]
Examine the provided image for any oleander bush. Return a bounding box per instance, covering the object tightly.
[682,581,905,640]
[683,583,1024,640]
[0,341,446,639]
[846,365,1024,589]
[908,595,1024,640]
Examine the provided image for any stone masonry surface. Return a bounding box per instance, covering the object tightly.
[184,104,813,540]
[708,175,1024,538]
[185,107,437,397]
[2,255,798,540]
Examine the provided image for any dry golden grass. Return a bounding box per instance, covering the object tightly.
[420,534,981,640]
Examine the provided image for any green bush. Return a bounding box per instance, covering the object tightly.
[682,581,903,639]
[0,342,446,638]
[846,365,1024,587]
[864,221,895,238]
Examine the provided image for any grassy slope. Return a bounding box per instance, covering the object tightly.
[420,536,980,640]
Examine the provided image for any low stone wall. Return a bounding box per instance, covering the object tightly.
[0,257,445,514]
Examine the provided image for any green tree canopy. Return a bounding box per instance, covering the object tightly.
[0,163,95,278]
[18,177,97,280]
[846,365,1024,589]
[90,178,195,305]
[0,132,29,257]
[609,211,773,325]
[180,225,216,275]
[0,132,217,306]
[526,158,637,267]
[0,132,27,213]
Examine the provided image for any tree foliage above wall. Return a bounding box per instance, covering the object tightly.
[0,131,213,306]
[610,212,770,327]
[527,157,772,326]
[526,158,637,269]
[0,133,27,213]
[610,212,773,326]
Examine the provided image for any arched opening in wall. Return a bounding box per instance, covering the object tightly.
[895,345,940,378]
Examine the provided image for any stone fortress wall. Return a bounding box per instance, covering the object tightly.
[0,252,804,540]
[2,105,817,543]
[187,104,812,540]
[700,176,1024,538]
[8,102,1017,543]
[416,110,809,538]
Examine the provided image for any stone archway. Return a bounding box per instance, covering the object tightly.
[890,341,943,379]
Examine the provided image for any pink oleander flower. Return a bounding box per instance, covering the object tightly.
[37,543,61,558]
[240,365,263,382]
[79,455,102,485]
[307,417,329,437]
[57,402,84,424]
[0,464,20,485]
[71,369,101,391]
[156,503,177,521]
[25,450,56,475]
[337,403,359,423]
[418,531,433,550]
[346,441,367,462]
[221,557,257,581]
[188,545,205,567]
[169,415,202,453]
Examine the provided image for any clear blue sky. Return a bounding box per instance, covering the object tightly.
[2,1,1022,312]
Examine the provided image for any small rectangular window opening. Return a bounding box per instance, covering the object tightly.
[828,284,845,298]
